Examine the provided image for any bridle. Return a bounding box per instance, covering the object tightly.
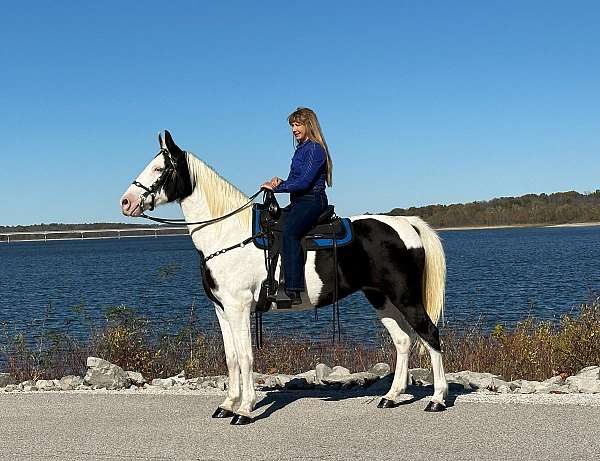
[131,147,262,227]
[132,148,177,212]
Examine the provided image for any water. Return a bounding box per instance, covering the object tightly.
[1,226,599,344]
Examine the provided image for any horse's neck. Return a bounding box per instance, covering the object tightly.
[179,155,252,255]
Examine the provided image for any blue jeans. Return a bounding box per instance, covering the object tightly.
[282,191,328,291]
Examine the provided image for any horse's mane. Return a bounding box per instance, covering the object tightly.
[185,152,252,229]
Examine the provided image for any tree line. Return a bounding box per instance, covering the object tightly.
[386,190,600,228]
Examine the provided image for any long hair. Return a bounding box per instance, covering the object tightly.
[287,107,333,187]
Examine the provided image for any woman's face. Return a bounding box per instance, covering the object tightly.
[290,121,307,143]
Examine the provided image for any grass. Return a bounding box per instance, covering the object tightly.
[1,298,599,383]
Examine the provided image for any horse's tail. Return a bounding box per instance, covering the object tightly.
[405,216,446,325]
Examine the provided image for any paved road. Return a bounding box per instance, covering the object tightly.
[1,390,599,460]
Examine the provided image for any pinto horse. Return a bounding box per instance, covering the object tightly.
[120,131,448,424]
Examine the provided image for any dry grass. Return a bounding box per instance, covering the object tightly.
[2,298,599,383]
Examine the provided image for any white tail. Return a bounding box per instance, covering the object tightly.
[405,216,446,325]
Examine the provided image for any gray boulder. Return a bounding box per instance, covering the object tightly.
[514,380,539,394]
[574,366,600,379]
[3,384,19,392]
[59,375,83,390]
[315,363,333,384]
[322,371,379,388]
[364,373,394,394]
[369,363,391,377]
[126,371,147,386]
[0,373,16,387]
[151,378,175,388]
[409,368,433,385]
[84,357,130,389]
[331,366,351,376]
[35,379,59,391]
[446,371,505,391]
[565,376,600,393]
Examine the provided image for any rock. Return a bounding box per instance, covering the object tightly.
[565,376,600,393]
[315,364,333,384]
[409,368,433,385]
[322,371,379,388]
[263,374,292,388]
[534,382,568,394]
[0,373,16,387]
[574,366,600,380]
[23,385,38,392]
[59,375,83,390]
[446,371,505,391]
[3,384,19,392]
[514,380,539,394]
[151,378,175,388]
[369,363,391,377]
[331,366,351,376]
[126,371,146,386]
[362,374,394,394]
[19,380,36,390]
[497,384,512,394]
[171,371,186,385]
[295,370,317,385]
[84,356,130,389]
[35,379,58,391]
[542,375,564,385]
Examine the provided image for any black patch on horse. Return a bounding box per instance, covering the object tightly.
[163,130,193,202]
[314,218,440,351]
[197,250,223,309]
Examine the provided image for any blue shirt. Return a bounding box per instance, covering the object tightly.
[273,140,327,198]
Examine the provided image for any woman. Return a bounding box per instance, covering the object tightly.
[261,107,333,305]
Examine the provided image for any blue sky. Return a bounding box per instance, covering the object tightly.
[1,1,599,225]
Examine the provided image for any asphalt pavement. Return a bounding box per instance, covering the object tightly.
[1,390,599,460]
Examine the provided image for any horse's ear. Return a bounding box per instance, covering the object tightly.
[164,130,183,156]
[158,132,166,149]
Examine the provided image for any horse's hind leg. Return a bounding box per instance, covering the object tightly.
[364,290,413,405]
[387,295,448,410]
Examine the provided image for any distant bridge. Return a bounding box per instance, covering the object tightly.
[0,227,188,243]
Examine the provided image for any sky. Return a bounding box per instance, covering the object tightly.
[1,1,599,225]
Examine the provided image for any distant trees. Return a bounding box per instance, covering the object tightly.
[387,190,600,228]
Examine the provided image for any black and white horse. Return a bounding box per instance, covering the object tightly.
[120,131,448,424]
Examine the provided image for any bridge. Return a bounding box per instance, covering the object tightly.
[0,227,188,243]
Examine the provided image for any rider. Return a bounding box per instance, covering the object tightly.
[261,107,333,305]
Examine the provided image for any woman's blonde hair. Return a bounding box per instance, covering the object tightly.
[288,107,333,187]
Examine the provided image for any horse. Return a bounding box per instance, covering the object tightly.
[120,131,448,425]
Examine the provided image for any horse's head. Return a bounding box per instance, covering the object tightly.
[121,131,193,216]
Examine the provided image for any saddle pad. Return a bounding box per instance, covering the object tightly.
[252,204,354,251]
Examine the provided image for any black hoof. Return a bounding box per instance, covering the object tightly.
[424,401,446,412]
[377,398,398,408]
[212,407,234,419]
[230,414,253,425]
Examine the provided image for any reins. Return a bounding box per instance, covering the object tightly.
[140,190,262,227]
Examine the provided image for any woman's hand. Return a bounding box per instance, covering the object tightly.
[261,177,283,190]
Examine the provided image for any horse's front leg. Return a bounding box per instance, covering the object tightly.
[213,305,241,418]
[224,302,255,425]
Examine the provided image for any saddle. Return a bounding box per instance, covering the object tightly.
[253,191,353,311]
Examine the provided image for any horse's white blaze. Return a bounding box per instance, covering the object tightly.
[350,215,423,249]
[121,155,169,215]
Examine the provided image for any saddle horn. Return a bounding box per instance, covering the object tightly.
[262,189,281,220]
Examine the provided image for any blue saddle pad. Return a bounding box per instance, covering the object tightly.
[252,204,353,251]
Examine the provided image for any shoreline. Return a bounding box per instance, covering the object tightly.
[436,222,600,231]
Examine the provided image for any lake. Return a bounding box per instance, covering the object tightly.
[1,225,599,343]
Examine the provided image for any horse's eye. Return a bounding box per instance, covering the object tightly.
[154,167,164,173]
